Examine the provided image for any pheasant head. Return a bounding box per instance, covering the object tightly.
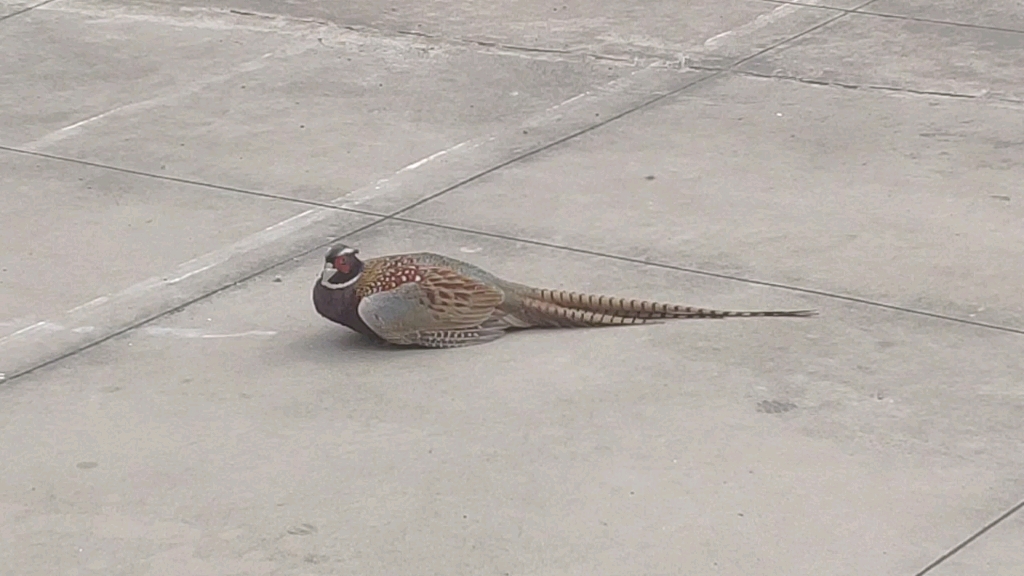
[319,245,364,290]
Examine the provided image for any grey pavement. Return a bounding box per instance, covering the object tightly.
[1,0,1023,574]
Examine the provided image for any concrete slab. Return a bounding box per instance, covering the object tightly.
[110,0,862,63]
[867,0,1024,32]
[2,1,632,205]
[0,149,318,339]
[739,11,1024,100]
[926,504,1024,576]
[400,73,1024,330]
[1,221,1022,575]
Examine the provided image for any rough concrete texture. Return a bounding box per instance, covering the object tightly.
[2,0,1024,574]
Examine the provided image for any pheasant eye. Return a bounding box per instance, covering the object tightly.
[333,256,351,273]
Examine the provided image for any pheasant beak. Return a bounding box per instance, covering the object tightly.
[321,261,337,283]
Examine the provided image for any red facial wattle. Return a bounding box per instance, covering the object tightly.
[334,256,350,273]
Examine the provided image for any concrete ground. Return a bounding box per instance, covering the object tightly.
[1,0,1022,574]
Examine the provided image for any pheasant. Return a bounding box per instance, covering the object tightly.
[312,245,816,348]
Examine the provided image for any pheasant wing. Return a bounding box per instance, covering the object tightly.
[357,266,505,344]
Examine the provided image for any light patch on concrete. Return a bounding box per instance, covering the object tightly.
[164,262,220,285]
[140,327,277,339]
[396,141,468,174]
[20,53,284,151]
[3,323,276,341]
[65,296,111,314]
[0,321,64,345]
[37,1,332,34]
[339,139,481,208]
[703,1,812,49]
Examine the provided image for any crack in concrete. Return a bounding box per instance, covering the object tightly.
[39,2,684,68]
[914,498,1024,576]
[0,0,56,22]
[389,28,686,68]
[759,0,1024,35]
[690,65,1024,105]
[228,8,686,68]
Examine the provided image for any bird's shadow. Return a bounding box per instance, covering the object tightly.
[287,325,426,361]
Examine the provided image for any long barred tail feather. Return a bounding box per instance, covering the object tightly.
[526,288,817,320]
[518,298,659,328]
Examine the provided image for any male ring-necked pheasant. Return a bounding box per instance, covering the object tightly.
[312,245,816,348]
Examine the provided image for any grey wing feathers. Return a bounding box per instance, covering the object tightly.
[356,284,435,341]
